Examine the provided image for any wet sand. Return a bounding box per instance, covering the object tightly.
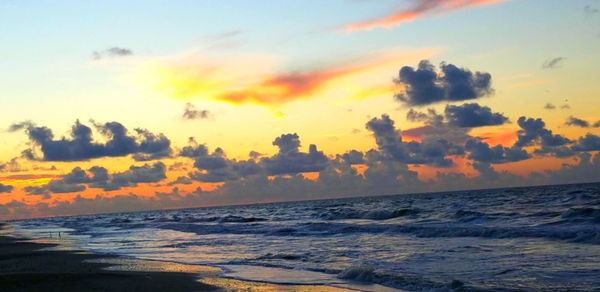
[0,223,355,291]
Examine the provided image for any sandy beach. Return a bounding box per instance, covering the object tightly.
[0,222,356,291]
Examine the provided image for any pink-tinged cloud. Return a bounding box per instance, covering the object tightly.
[343,0,506,32]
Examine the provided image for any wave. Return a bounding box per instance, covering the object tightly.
[317,208,419,221]
[336,264,468,291]
[560,207,600,221]
[156,220,600,244]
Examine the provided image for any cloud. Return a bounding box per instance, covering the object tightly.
[262,134,329,175]
[565,116,600,128]
[395,60,493,106]
[214,67,357,105]
[465,138,529,164]
[11,120,172,162]
[404,103,505,145]
[515,117,571,148]
[338,150,365,165]
[144,47,438,107]
[584,5,599,15]
[26,162,168,194]
[167,176,193,186]
[182,103,210,120]
[0,158,25,173]
[444,103,508,127]
[181,141,262,182]
[366,114,461,167]
[342,0,506,32]
[26,180,85,196]
[0,183,14,193]
[92,47,133,60]
[572,134,600,152]
[542,57,566,70]
[544,103,556,110]
[8,112,600,219]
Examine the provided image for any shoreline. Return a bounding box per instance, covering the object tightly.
[0,222,357,291]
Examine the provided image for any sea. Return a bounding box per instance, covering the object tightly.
[9,182,600,291]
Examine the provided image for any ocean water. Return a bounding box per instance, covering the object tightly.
[10,183,600,291]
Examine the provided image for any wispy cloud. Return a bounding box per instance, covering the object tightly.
[142,47,439,106]
[542,57,566,70]
[92,47,134,60]
[342,0,506,32]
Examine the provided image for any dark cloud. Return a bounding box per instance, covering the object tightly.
[444,103,508,128]
[104,162,167,191]
[262,134,329,175]
[544,103,556,110]
[542,57,566,70]
[338,150,364,165]
[0,183,14,193]
[395,60,493,106]
[366,114,460,167]
[565,116,590,128]
[572,134,600,152]
[406,108,444,124]
[465,139,530,164]
[182,103,211,120]
[565,116,600,128]
[168,176,193,186]
[181,142,262,182]
[26,180,85,195]
[11,120,172,162]
[515,117,571,148]
[92,47,133,60]
[26,162,167,194]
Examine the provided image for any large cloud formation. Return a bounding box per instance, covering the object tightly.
[4,110,600,219]
[10,121,172,162]
[395,60,493,106]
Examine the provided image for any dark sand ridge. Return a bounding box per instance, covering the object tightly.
[0,222,354,291]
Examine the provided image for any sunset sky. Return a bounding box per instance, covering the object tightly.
[1,0,600,219]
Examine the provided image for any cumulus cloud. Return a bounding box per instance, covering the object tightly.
[366,114,461,167]
[181,141,262,182]
[0,183,14,193]
[6,112,600,219]
[342,0,506,31]
[572,134,600,152]
[26,162,167,194]
[542,57,566,70]
[395,60,493,106]
[444,103,508,127]
[92,47,133,60]
[11,120,172,162]
[465,138,529,164]
[515,117,571,148]
[262,133,329,175]
[338,150,365,165]
[8,151,600,220]
[182,103,210,120]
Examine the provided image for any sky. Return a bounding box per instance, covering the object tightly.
[1,0,600,220]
